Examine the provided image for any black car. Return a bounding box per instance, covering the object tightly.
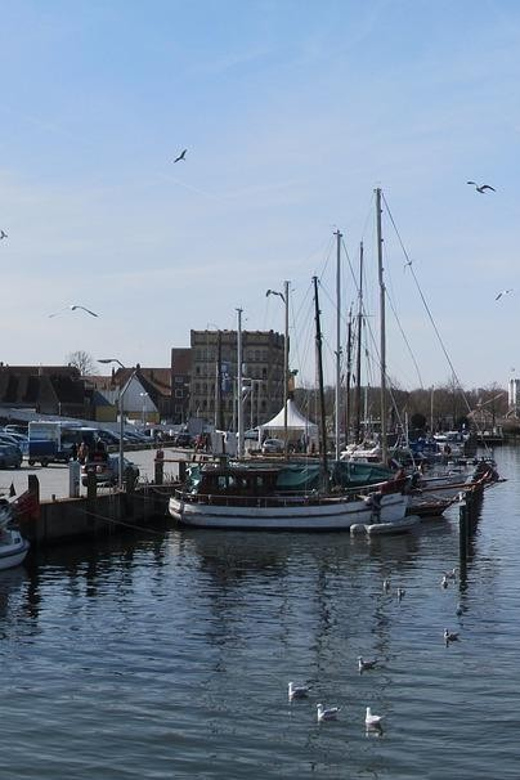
[173,433,193,448]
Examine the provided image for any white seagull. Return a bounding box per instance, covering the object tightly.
[441,575,449,589]
[173,148,187,163]
[467,181,496,194]
[48,304,99,318]
[317,703,341,722]
[444,628,460,644]
[365,707,383,728]
[358,656,377,674]
[495,289,513,301]
[0,230,7,239]
[383,579,390,593]
[288,681,311,701]
[397,587,405,602]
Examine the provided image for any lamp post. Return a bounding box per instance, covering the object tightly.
[266,281,290,454]
[98,358,135,490]
[140,392,149,428]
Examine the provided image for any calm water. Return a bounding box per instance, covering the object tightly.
[1,447,520,779]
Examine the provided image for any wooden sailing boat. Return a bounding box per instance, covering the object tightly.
[168,271,409,530]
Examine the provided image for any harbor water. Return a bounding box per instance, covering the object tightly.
[2,447,520,779]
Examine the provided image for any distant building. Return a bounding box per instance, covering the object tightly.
[188,329,285,430]
[0,364,90,418]
[170,348,192,424]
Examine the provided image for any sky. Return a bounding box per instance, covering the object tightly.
[1,0,519,392]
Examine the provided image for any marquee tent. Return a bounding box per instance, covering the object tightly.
[259,399,318,447]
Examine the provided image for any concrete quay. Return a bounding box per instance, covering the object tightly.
[6,447,189,548]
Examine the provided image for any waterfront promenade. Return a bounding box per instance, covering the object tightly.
[0,447,185,501]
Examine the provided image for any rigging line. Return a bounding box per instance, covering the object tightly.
[381,193,470,407]
[385,290,424,387]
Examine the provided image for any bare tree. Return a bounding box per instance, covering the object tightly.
[66,350,95,376]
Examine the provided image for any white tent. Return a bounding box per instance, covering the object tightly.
[259,399,318,447]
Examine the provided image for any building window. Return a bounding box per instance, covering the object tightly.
[175,389,183,398]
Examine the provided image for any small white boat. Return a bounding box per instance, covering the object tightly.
[350,514,420,537]
[0,499,30,570]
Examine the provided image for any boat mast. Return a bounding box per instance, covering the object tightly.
[375,187,388,464]
[313,275,328,477]
[334,229,342,461]
[355,241,364,444]
[345,306,353,448]
[283,280,290,457]
[236,307,244,458]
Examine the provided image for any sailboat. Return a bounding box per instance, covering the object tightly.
[169,274,410,531]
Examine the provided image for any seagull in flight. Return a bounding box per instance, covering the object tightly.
[467,181,496,194]
[173,149,187,163]
[266,289,285,301]
[48,304,99,318]
[495,289,513,301]
[0,230,7,239]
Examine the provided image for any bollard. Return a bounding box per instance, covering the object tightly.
[459,499,468,565]
[69,460,81,498]
[86,469,97,502]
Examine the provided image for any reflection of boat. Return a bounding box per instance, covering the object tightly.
[169,462,408,531]
[0,499,30,570]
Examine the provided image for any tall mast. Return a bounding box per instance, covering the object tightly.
[236,307,244,458]
[345,306,353,447]
[283,280,290,457]
[313,276,328,477]
[355,241,364,443]
[334,229,342,461]
[375,187,388,464]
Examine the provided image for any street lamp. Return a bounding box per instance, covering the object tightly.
[266,282,290,454]
[140,392,149,428]
[98,358,136,490]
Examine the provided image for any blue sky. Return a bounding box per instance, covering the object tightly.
[1,0,519,391]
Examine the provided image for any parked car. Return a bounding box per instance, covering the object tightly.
[173,433,193,448]
[261,438,284,454]
[81,454,140,487]
[0,443,23,469]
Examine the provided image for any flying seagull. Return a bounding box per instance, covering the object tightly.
[467,181,496,194]
[49,304,99,318]
[495,289,513,301]
[266,289,285,301]
[173,149,187,163]
[0,230,7,239]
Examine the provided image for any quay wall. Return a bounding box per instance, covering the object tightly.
[18,484,176,548]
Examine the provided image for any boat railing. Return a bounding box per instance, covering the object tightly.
[173,478,399,509]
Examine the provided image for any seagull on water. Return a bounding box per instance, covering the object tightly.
[467,181,496,194]
[0,230,7,240]
[495,289,513,301]
[48,304,99,318]
[173,148,187,163]
[383,579,390,593]
[397,587,405,602]
[317,703,341,722]
[288,682,311,701]
[444,568,457,580]
[444,628,460,645]
[358,656,377,674]
[365,707,383,728]
[441,575,449,589]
